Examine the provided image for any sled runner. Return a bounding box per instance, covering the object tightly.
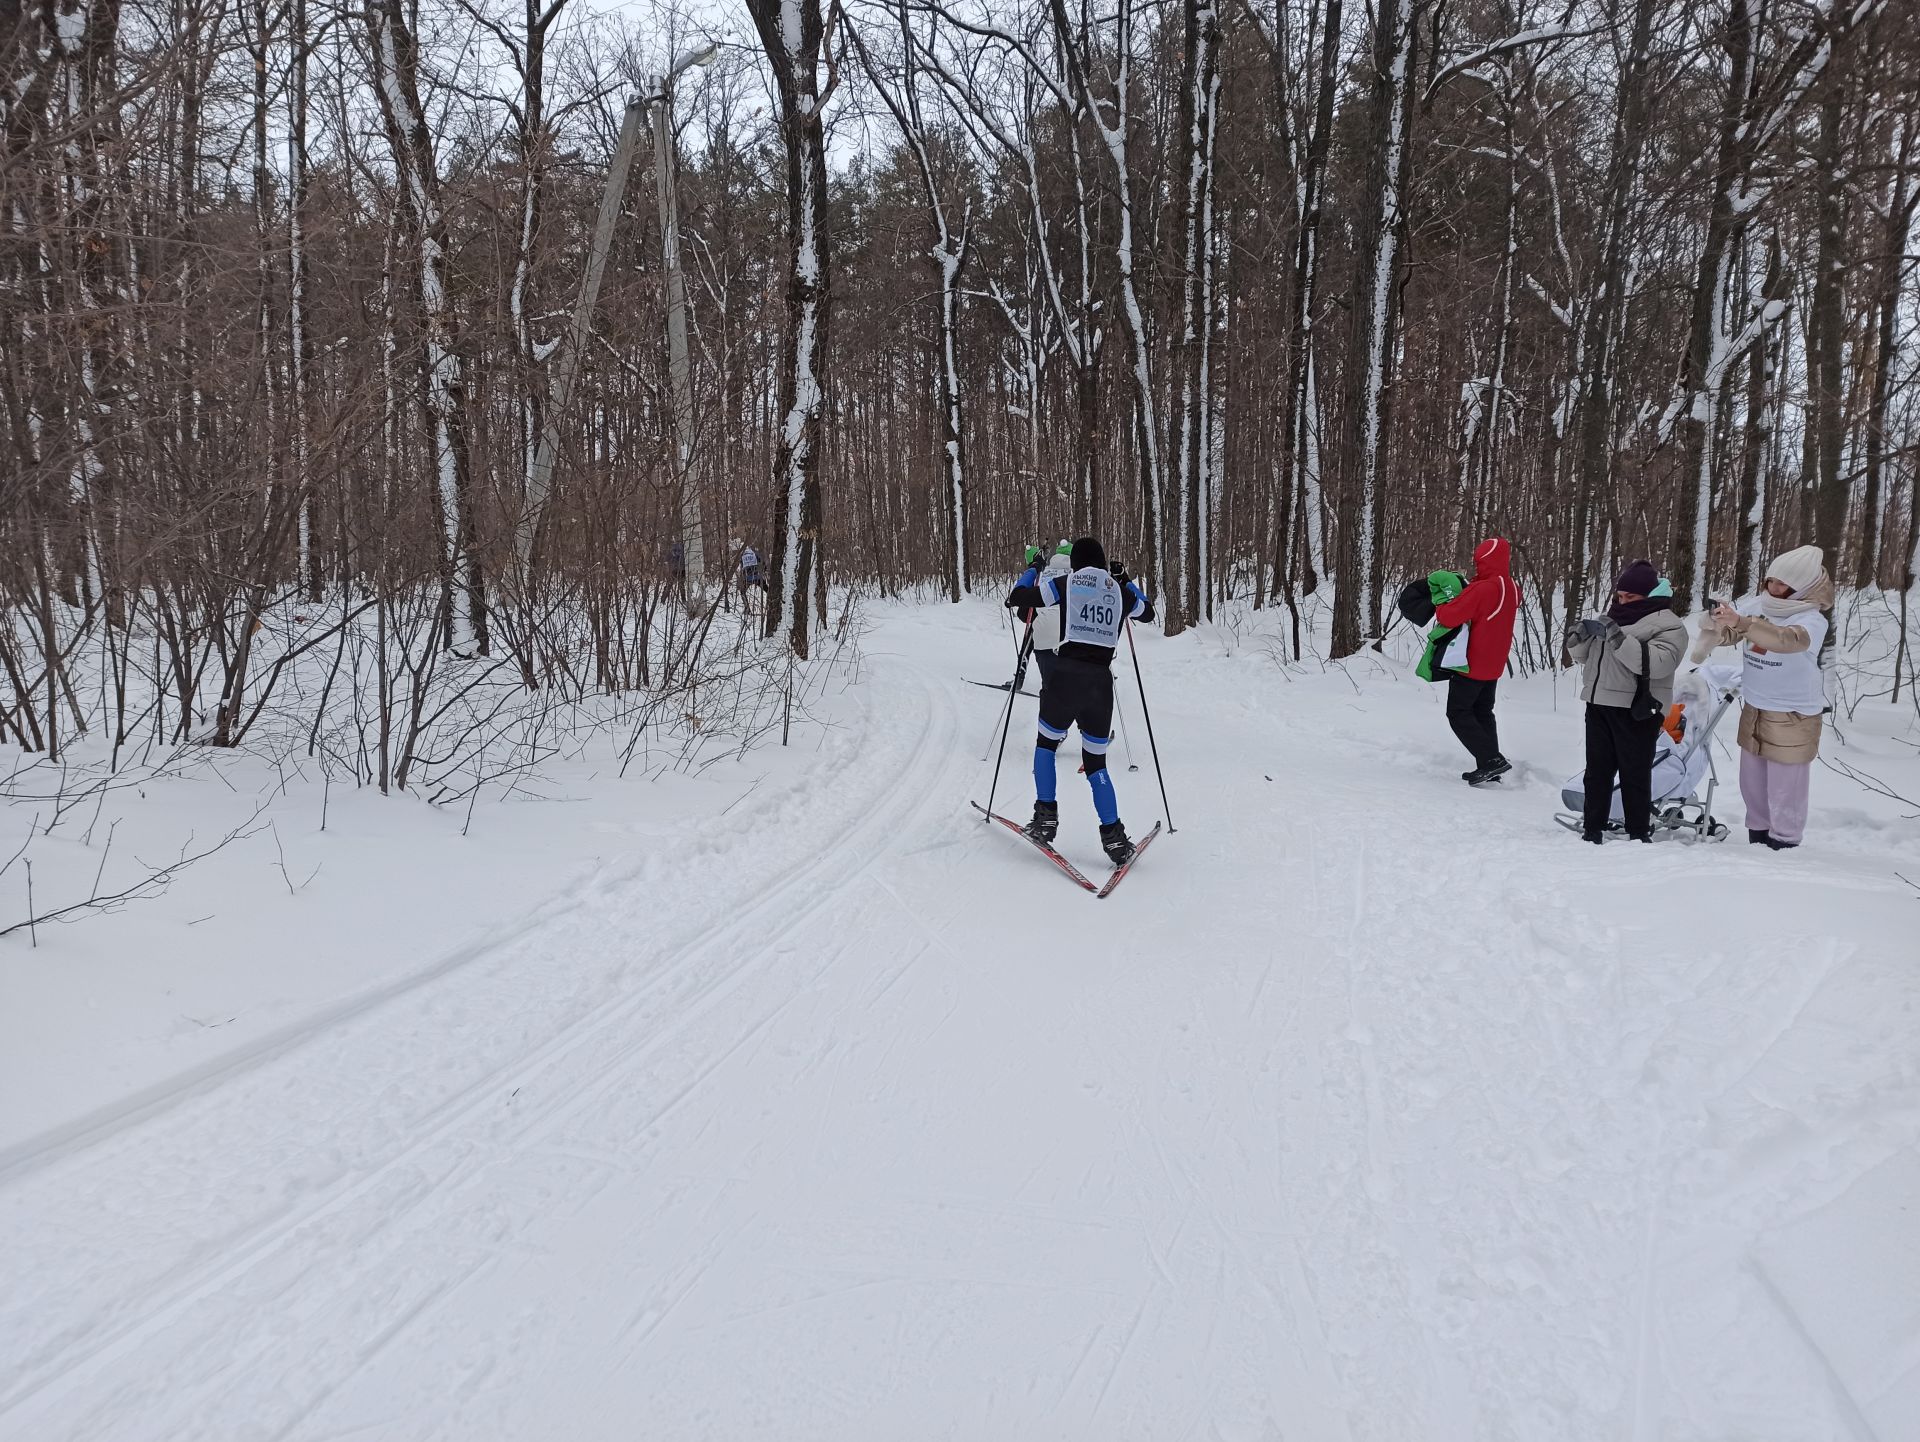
[1555,663,1741,842]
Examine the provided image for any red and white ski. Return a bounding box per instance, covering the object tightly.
[971,802,1098,892]
[1096,822,1162,899]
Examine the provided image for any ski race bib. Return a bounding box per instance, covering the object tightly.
[1064,567,1125,648]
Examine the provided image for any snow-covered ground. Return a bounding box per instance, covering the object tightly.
[4,596,1918,1440]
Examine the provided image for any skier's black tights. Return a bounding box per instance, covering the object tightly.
[1446,675,1501,767]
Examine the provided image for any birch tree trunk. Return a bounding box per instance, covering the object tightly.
[747,0,833,659]
[1330,0,1420,657]
[1049,0,1164,594]
[1268,0,1341,601]
[1733,234,1788,598]
[1168,0,1221,634]
[1803,11,1854,563]
[850,1,969,599]
[367,0,488,655]
[288,0,318,599]
[1858,105,1918,585]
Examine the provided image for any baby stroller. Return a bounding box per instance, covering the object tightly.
[1555,664,1742,842]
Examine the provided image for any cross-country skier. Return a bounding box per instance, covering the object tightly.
[1004,536,1154,864]
[736,543,768,613]
[1012,540,1073,689]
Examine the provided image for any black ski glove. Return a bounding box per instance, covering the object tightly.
[1108,561,1131,584]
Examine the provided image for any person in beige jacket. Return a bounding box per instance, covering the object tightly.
[1566,560,1689,841]
[1688,544,1833,849]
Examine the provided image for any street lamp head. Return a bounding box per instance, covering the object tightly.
[669,41,720,78]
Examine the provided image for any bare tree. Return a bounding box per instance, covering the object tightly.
[1167,0,1222,632]
[366,0,490,655]
[849,0,972,600]
[746,0,838,657]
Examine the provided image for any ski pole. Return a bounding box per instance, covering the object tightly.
[978,622,1035,760]
[984,625,1036,818]
[978,699,1008,762]
[1124,620,1174,832]
[1111,687,1140,772]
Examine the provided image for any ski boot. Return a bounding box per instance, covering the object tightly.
[1024,800,1059,845]
[1099,820,1135,866]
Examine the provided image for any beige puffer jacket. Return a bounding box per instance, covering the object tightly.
[1688,572,1834,764]
[1569,608,1689,709]
[1735,706,1822,764]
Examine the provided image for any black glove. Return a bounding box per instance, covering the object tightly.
[1108,561,1130,584]
[1577,617,1611,640]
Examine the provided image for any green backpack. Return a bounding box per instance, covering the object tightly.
[1413,570,1468,682]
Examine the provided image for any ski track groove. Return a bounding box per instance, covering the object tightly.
[264,1270,469,1442]
[1087,1295,1153,1424]
[0,656,959,1434]
[0,874,598,1187]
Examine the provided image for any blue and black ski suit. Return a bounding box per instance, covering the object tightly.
[1005,562,1153,826]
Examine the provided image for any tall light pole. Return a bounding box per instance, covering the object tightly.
[652,43,717,597]
[516,97,649,590]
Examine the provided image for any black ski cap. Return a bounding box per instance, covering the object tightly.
[1070,536,1107,572]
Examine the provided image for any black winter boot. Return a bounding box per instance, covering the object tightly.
[1747,828,1771,845]
[1025,800,1059,844]
[1465,756,1512,786]
[1099,820,1135,866]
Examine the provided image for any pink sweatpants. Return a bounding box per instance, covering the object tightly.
[1739,748,1811,845]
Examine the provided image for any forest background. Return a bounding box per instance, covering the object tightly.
[4,0,1918,764]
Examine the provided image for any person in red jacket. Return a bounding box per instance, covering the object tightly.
[1432,535,1521,784]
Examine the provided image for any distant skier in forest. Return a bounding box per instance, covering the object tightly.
[1431,535,1521,785]
[1012,540,1073,689]
[736,543,768,613]
[1005,536,1153,864]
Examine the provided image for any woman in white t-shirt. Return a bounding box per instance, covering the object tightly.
[1688,544,1833,850]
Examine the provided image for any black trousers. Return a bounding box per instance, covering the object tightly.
[1446,675,1501,767]
[1583,703,1662,838]
[1032,647,1059,691]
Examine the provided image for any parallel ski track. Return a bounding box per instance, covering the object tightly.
[0,659,962,1427]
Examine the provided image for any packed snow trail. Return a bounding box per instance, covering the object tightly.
[3,600,1917,1440]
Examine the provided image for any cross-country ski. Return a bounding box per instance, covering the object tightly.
[1096,821,1161,898]
[971,800,1098,891]
[965,678,1037,697]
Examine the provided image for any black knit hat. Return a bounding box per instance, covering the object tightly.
[1070,536,1107,572]
[1614,559,1658,597]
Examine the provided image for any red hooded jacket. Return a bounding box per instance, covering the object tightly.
[1432,537,1520,681]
